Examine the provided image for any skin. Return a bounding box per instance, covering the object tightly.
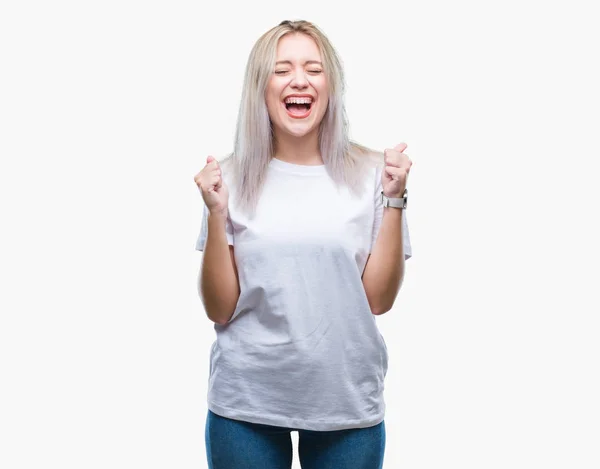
[265,33,329,165]
[382,143,412,198]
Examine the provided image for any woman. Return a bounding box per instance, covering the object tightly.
[193,19,412,469]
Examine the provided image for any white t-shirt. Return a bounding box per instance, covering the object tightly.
[195,156,412,431]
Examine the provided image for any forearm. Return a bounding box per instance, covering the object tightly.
[200,213,240,325]
[362,207,406,315]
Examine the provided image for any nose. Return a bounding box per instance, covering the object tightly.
[290,69,309,89]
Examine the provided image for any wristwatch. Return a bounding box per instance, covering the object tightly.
[381,188,408,209]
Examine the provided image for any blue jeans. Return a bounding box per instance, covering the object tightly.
[205,410,386,469]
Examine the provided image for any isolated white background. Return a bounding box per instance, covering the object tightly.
[1,0,598,468]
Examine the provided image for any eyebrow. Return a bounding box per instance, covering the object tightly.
[275,60,323,66]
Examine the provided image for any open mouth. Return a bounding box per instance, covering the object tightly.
[283,96,313,119]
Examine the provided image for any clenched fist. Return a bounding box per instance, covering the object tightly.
[382,142,412,198]
[194,156,229,218]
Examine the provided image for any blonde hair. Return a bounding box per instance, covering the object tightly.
[224,19,382,216]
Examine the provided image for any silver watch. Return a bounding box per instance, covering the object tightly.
[381,189,408,209]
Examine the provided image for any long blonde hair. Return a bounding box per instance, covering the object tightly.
[225,20,381,216]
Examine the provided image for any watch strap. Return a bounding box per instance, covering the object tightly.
[381,189,408,209]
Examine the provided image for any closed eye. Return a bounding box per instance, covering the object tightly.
[274,69,322,75]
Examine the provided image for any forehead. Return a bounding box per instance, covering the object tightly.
[275,33,321,62]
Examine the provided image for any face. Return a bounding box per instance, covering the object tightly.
[265,33,329,140]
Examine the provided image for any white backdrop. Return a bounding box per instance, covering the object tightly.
[1,0,599,468]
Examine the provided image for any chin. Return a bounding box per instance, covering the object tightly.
[284,125,316,138]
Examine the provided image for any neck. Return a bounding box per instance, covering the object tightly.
[272,128,323,165]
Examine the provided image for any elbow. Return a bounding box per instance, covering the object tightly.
[199,289,238,325]
[212,315,231,326]
[367,292,394,316]
[370,303,393,316]
[204,304,236,326]
[363,273,404,317]
[364,287,396,316]
[199,280,240,326]
[367,281,405,316]
[201,293,237,325]
[367,291,399,316]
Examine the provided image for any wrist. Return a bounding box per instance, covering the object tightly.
[381,188,408,209]
[383,187,407,199]
[208,208,228,221]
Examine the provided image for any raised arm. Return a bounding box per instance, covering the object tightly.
[194,156,240,325]
[362,143,412,315]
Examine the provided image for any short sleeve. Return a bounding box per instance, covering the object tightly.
[195,202,234,251]
[371,165,412,260]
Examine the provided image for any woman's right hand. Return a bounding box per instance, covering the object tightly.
[194,156,229,218]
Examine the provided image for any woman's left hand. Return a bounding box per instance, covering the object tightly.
[382,142,412,198]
